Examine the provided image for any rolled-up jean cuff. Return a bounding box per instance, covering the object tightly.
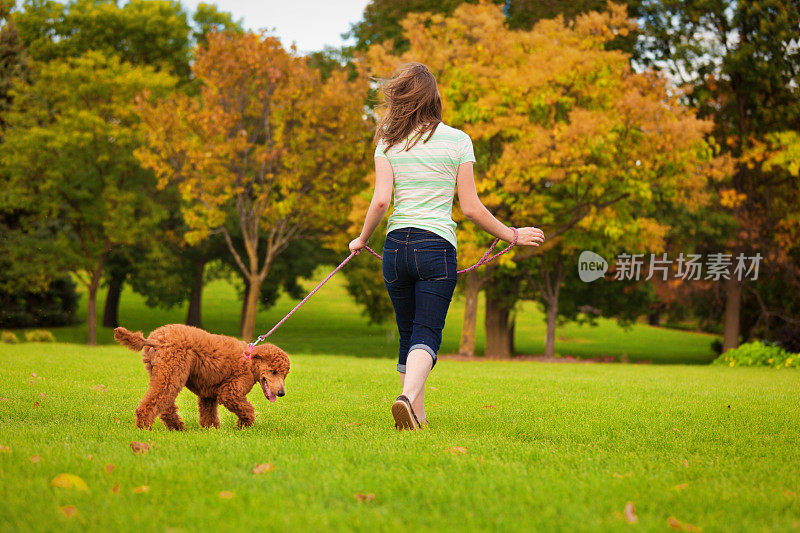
[409,343,438,367]
[397,363,406,373]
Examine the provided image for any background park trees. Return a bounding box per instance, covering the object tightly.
[360,1,726,357]
[0,52,176,344]
[0,0,796,355]
[135,31,371,341]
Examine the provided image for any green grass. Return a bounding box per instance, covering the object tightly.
[1,344,798,532]
[19,266,719,364]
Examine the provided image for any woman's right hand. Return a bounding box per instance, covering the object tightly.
[514,227,546,246]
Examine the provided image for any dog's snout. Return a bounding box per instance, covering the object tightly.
[277,389,285,397]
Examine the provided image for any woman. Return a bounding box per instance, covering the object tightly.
[349,62,545,430]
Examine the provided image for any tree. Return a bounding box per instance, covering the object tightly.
[14,0,192,78]
[0,51,176,344]
[136,31,371,341]
[191,2,242,47]
[363,1,724,357]
[346,0,503,53]
[636,0,800,351]
[0,4,27,131]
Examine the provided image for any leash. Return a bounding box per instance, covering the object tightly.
[244,228,518,356]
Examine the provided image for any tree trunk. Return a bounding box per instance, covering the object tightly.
[185,256,206,328]
[545,297,558,358]
[484,291,512,359]
[458,270,480,356]
[241,276,263,342]
[87,280,100,346]
[722,277,742,352]
[539,258,565,359]
[239,277,250,337]
[102,273,123,328]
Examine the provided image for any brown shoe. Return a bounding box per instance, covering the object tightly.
[392,395,420,430]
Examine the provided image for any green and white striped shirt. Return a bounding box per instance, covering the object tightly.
[374,123,476,248]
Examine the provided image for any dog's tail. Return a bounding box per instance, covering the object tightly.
[113,327,157,352]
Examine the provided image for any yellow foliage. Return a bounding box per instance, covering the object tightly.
[360,1,720,261]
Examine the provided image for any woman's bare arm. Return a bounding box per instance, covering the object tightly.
[349,157,393,252]
[456,162,545,246]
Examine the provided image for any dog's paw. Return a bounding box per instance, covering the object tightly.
[237,417,255,429]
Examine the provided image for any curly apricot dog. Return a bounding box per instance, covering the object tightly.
[114,324,290,430]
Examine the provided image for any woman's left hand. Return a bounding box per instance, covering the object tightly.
[349,236,366,254]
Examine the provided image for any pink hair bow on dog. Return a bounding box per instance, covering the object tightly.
[242,343,254,360]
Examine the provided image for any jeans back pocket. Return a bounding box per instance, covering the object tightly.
[413,249,448,281]
[382,248,399,284]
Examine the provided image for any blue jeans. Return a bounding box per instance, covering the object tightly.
[383,227,458,373]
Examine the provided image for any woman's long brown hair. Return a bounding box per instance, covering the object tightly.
[373,62,442,153]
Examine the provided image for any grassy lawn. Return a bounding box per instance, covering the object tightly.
[1,343,798,532]
[17,265,719,364]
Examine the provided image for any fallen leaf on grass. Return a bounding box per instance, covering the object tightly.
[93,385,107,393]
[30,455,41,463]
[672,483,689,491]
[130,441,150,454]
[219,491,234,499]
[672,428,681,433]
[354,493,375,501]
[33,401,39,408]
[624,502,638,524]
[39,393,46,398]
[132,485,150,494]
[667,516,701,531]
[429,386,438,391]
[31,373,37,378]
[0,445,11,453]
[104,464,115,474]
[86,455,93,460]
[111,484,120,494]
[0,397,11,402]
[682,460,689,468]
[51,474,88,491]
[612,472,632,478]
[60,505,78,518]
[345,422,361,427]
[253,463,276,474]
[448,446,468,454]
[482,405,497,409]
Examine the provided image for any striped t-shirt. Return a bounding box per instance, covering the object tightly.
[374,123,475,248]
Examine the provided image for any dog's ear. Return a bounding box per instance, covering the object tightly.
[252,344,290,373]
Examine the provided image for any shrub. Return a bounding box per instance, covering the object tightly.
[1,331,20,343]
[776,326,800,354]
[24,330,56,343]
[713,341,798,369]
[0,277,78,328]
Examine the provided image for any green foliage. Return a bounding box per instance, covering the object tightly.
[191,2,242,47]
[0,11,28,130]
[504,0,641,53]
[23,328,54,342]
[0,51,176,272]
[638,0,800,138]
[713,341,798,369]
[0,330,19,343]
[14,0,193,78]
[346,0,503,52]
[342,224,393,324]
[0,50,177,343]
